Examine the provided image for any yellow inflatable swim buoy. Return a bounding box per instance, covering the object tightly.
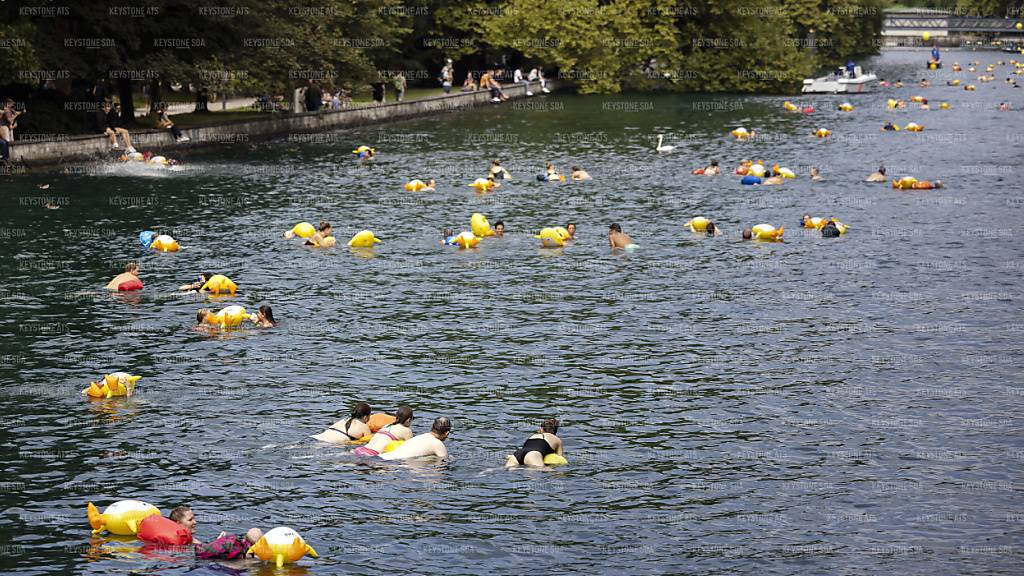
[83,372,142,399]
[453,231,480,249]
[833,221,850,235]
[838,102,854,111]
[383,439,404,453]
[777,167,796,179]
[347,230,381,248]
[247,526,318,568]
[731,127,750,139]
[783,101,798,112]
[904,122,924,132]
[892,176,918,190]
[543,453,568,466]
[964,84,976,91]
[751,224,784,241]
[748,163,766,177]
[200,274,237,295]
[150,234,179,252]
[87,500,160,535]
[404,179,427,192]
[939,102,951,109]
[206,305,252,328]
[685,217,711,233]
[534,227,566,248]
[950,79,961,86]
[467,178,495,192]
[471,213,495,237]
[804,216,828,230]
[352,145,374,158]
[910,96,925,103]
[886,98,898,109]
[814,128,831,138]
[286,222,316,239]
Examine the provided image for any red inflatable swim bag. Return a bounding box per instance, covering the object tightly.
[118,279,143,292]
[691,168,705,175]
[137,515,192,545]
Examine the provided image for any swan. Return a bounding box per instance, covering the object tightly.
[656,134,674,154]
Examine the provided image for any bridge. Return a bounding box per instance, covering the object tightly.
[882,9,1024,46]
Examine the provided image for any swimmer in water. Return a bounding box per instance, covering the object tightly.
[306,221,336,247]
[705,221,722,236]
[505,419,563,467]
[882,122,898,131]
[703,160,721,175]
[354,405,414,457]
[378,416,451,461]
[482,174,500,191]
[489,159,512,180]
[912,179,944,189]
[312,402,373,444]
[865,165,887,182]
[810,166,822,181]
[999,102,1010,111]
[920,78,930,87]
[106,262,141,291]
[196,527,264,561]
[570,166,592,180]
[543,162,563,181]
[493,221,505,237]
[821,219,841,238]
[178,272,215,292]
[608,223,635,250]
[441,227,456,245]
[169,506,202,544]
[420,179,437,192]
[762,168,784,185]
[565,222,577,240]
[254,304,276,327]
[741,228,753,241]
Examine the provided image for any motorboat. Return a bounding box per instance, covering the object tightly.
[802,65,877,94]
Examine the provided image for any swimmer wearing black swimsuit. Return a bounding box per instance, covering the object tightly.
[513,433,555,465]
[330,421,362,441]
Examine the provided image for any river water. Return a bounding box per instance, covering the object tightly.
[0,49,1021,575]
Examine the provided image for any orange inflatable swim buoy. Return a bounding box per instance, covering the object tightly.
[367,413,396,433]
[137,515,193,546]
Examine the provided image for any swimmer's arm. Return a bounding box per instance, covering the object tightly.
[434,442,448,459]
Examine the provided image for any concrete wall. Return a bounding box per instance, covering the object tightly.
[9,82,544,166]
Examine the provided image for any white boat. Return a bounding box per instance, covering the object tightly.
[801,66,877,94]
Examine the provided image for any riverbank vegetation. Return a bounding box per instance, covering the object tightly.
[1,0,893,134]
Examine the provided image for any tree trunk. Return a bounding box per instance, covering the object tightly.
[117,77,134,125]
[148,79,162,119]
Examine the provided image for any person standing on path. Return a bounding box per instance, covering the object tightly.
[441,58,454,94]
[304,80,322,112]
[393,72,406,102]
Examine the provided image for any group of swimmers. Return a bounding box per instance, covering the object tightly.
[104,264,277,330]
[312,402,563,466]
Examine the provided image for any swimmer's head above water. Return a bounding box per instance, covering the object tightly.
[257,304,276,327]
[566,222,576,238]
[742,228,753,240]
[540,418,559,434]
[432,416,452,439]
[493,221,504,236]
[351,402,371,421]
[394,405,414,427]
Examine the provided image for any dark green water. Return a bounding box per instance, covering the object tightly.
[0,50,1021,575]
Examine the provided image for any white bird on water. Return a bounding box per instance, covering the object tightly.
[656,134,675,154]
